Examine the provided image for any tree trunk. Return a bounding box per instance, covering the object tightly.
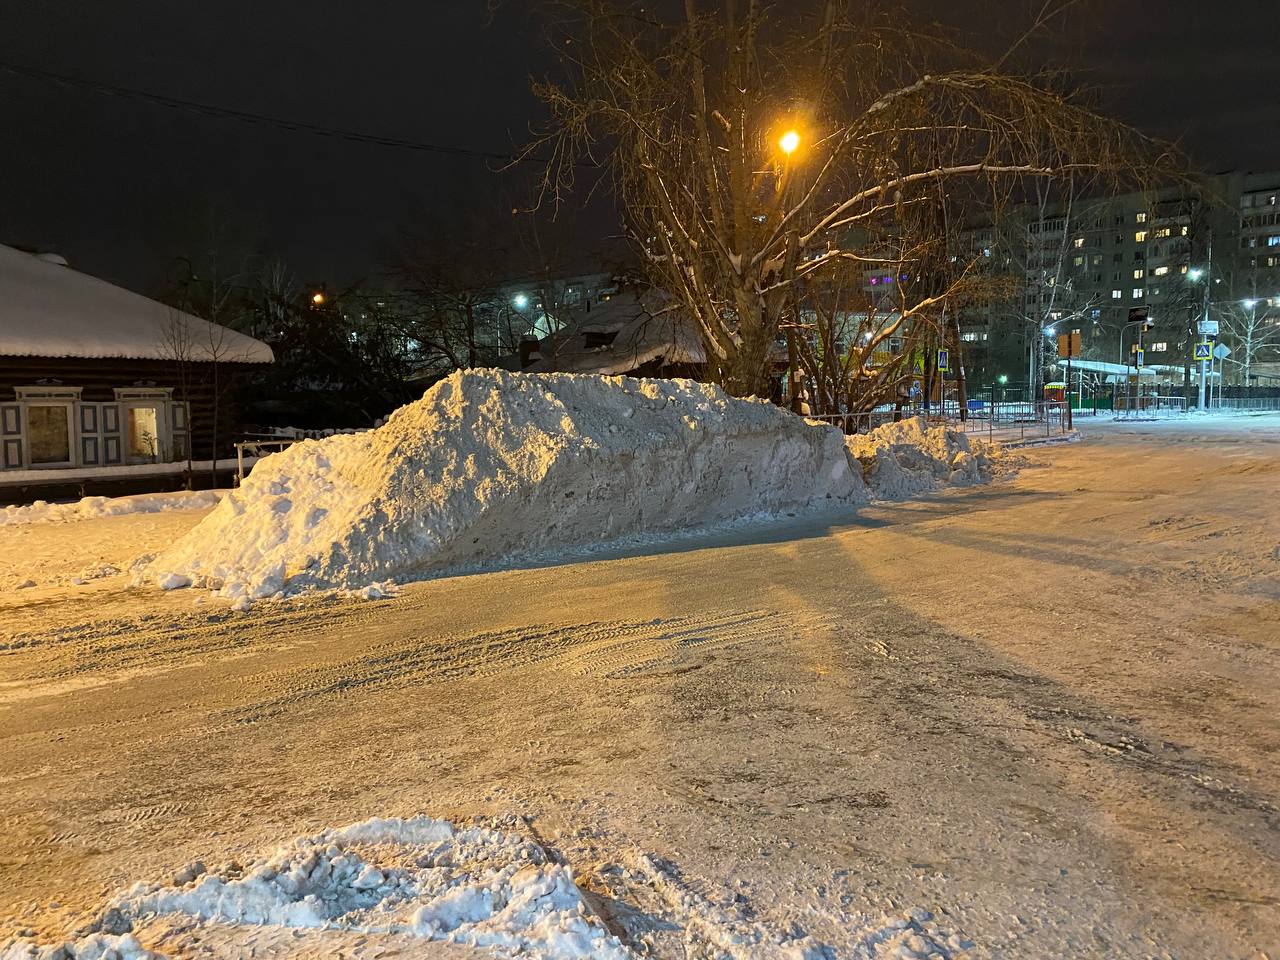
[465,301,477,369]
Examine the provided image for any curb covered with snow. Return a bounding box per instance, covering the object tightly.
[144,371,865,602]
[1,490,223,527]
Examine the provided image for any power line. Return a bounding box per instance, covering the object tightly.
[0,59,535,164]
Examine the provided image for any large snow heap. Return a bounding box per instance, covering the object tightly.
[844,417,993,501]
[146,370,864,600]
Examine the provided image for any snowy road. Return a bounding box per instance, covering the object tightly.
[2,417,1278,957]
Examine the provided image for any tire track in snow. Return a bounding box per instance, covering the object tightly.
[220,611,786,724]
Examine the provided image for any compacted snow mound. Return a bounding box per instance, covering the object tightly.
[3,816,971,960]
[6,816,628,960]
[844,417,995,501]
[145,371,864,599]
[1,934,164,960]
[0,490,222,527]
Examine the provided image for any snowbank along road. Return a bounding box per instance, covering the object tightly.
[1,414,1278,958]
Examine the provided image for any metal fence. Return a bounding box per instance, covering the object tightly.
[233,428,371,483]
[234,439,298,483]
[803,408,922,435]
[806,400,1071,443]
[1113,395,1188,420]
[1214,397,1280,412]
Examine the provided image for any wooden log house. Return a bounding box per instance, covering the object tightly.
[0,243,273,500]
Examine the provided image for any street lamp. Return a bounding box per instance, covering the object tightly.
[778,130,800,155]
[311,291,326,306]
[513,293,529,310]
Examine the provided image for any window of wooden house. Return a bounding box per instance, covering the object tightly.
[114,387,174,464]
[27,404,72,464]
[127,405,161,460]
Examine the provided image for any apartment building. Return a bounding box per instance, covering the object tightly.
[954,170,1280,392]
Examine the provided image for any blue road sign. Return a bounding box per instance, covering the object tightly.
[937,348,950,372]
[1194,341,1212,361]
[1135,349,1145,368]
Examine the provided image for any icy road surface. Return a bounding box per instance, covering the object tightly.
[1,415,1278,958]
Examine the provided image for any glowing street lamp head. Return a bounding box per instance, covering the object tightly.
[778,130,800,156]
[1243,299,1257,309]
[1187,268,1204,281]
[998,374,1009,385]
[311,291,325,305]
[513,293,530,310]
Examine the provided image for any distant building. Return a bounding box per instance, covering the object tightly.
[948,170,1280,394]
[0,243,273,499]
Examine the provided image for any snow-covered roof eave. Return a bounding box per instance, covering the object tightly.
[0,243,274,365]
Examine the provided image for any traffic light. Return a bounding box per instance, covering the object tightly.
[1128,305,1154,332]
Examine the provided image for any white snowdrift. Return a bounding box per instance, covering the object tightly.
[2,816,968,960]
[1,934,163,960]
[844,417,996,501]
[1,490,222,527]
[1,816,628,960]
[145,371,864,601]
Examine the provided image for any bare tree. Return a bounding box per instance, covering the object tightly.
[156,305,197,483]
[995,182,1107,396]
[1219,297,1280,387]
[788,265,930,416]
[525,0,1173,397]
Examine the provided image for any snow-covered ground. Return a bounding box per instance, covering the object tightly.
[2,413,1278,958]
[0,490,222,528]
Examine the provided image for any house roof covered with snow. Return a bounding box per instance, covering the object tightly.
[0,243,274,364]
[519,288,708,376]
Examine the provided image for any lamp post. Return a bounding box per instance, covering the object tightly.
[777,127,802,410]
[1188,231,1213,410]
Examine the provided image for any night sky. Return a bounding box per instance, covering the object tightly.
[1,0,1275,292]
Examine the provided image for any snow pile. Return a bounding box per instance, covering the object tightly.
[1,933,163,960]
[844,417,996,501]
[145,371,863,601]
[0,490,222,527]
[2,816,630,960]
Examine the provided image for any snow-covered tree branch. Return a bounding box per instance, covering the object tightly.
[528,0,1178,397]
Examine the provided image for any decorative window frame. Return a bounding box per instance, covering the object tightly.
[113,387,175,464]
[14,385,83,470]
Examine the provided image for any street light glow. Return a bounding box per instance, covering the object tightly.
[311,291,325,305]
[1243,299,1257,309]
[513,293,529,309]
[1188,268,1204,281]
[998,374,1009,384]
[779,130,800,155]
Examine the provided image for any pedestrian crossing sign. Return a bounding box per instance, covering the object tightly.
[1194,341,1212,361]
[937,348,950,373]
